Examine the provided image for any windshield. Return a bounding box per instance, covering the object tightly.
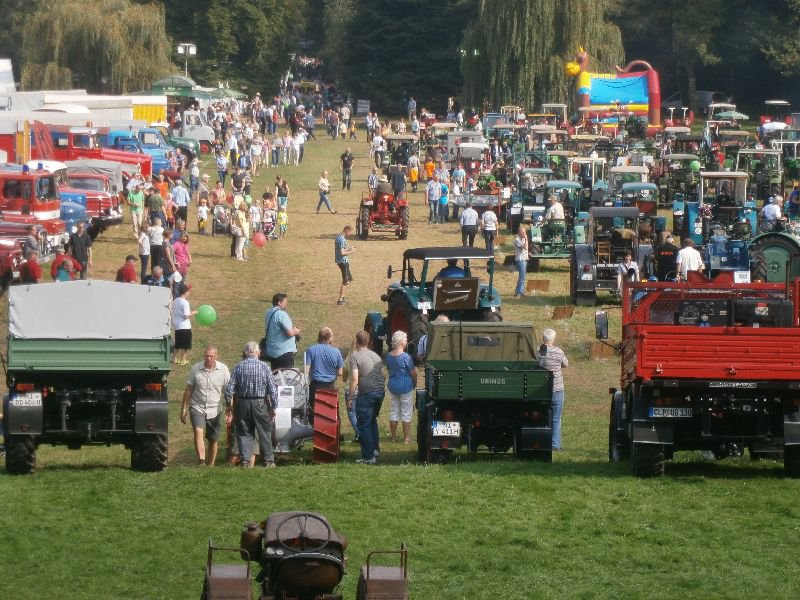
[69,177,106,191]
[139,132,162,146]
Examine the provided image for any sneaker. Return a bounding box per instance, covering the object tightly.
[356,457,377,465]
[374,449,380,458]
[337,299,347,305]
[263,462,277,468]
[350,436,360,443]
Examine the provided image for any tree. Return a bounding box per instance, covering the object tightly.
[21,0,174,93]
[461,0,624,112]
[339,0,475,114]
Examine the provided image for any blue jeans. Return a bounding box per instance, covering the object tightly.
[271,148,280,166]
[551,389,564,450]
[515,260,527,295]
[317,191,333,212]
[428,200,437,223]
[484,230,496,254]
[345,391,358,438]
[235,398,274,465]
[356,390,384,460]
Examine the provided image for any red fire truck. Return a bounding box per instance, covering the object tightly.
[48,125,151,180]
[597,272,800,477]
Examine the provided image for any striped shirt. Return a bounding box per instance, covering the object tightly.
[538,346,568,392]
[225,357,279,408]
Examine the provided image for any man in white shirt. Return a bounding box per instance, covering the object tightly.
[481,206,499,254]
[372,133,385,169]
[676,238,704,280]
[459,202,479,247]
[760,195,782,232]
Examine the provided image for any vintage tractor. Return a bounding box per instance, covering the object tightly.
[526,180,586,270]
[356,187,409,241]
[735,148,783,203]
[655,153,699,208]
[364,247,502,355]
[506,167,554,233]
[570,206,653,305]
[749,226,800,283]
[382,133,419,175]
[201,512,408,600]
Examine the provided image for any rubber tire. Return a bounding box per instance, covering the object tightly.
[576,291,596,306]
[131,434,168,472]
[387,294,428,350]
[5,435,36,474]
[784,445,800,478]
[199,141,212,154]
[750,235,800,283]
[480,309,502,322]
[528,243,542,272]
[608,399,630,463]
[632,442,665,477]
[508,215,521,235]
[569,254,577,304]
[358,206,370,240]
[750,249,768,282]
[362,314,384,357]
[399,206,409,240]
[417,410,429,463]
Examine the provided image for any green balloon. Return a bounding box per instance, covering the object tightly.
[196,305,217,326]
[690,160,701,172]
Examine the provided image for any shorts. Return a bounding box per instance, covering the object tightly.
[338,262,353,285]
[175,328,192,350]
[389,390,414,422]
[190,409,222,442]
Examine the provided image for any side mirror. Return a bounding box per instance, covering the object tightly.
[595,310,609,340]
[386,265,393,279]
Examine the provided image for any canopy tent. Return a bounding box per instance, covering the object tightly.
[209,87,247,100]
[150,74,215,99]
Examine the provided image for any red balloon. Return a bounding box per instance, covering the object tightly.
[253,232,267,248]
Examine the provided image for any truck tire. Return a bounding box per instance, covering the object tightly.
[5,435,36,474]
[632,442,665,477]
[569,255,577,304]
[750,249,768,282]
[362,314,384,357]
[416,412,429,463]
[608,398,630,462]
[131,434,168,472]
[528,243,542,272]
[399,207,409,240]
[784,445,800,478]
[575,291,596,306]
[388,294,428,350]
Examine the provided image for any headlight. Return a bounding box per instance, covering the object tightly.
[275,549,285,556]
[265,547,275,556]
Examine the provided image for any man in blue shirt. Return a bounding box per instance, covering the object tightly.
[225,341,279,468]
[172,179,191,223]
[335,225,355,305]
[304,327,345,419]
[264,293,301,369]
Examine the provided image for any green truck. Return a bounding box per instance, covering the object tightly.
[416,321,554,463]
[3,280,172,474]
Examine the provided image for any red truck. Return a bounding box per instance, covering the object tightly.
[0,168,70,250]
[597,272,800,477]
[48,125,152,180]
[27,160,123,238]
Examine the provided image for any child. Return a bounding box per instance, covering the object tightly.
[197,198,210,235]
[249,200,262,233]
[348,121,358,141]
[277,206,288,239]
[164,193,176,229]
[263,206,277,239]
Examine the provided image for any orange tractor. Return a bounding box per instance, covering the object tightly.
[356,184,410,241]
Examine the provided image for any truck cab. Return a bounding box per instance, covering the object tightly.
[48,125,152,180]
[179,111,215,154]
[0,167,69,248]
[102,130,170,175]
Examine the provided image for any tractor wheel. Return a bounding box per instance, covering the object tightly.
[312,390,340,464]
[750,249,769,283]
[784,444,800,478]
[631,442,665,478]
[362,315,384,357]
[5,435,36,475]
[358,207,370,240]
[399,207,410,240]
[387,294,428,351]
[508,215,521,235]
[199,141,213,154]
[131,434,168,472]
[608,398,630,463]
[417,410,429,463]
[569,253,577,304]
[528,243,542,272]
[480,308,502,322]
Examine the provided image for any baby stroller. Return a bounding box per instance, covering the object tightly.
[212,204,230,235]
[262,208,278,240]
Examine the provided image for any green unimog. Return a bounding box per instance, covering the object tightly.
[3,280,172,474]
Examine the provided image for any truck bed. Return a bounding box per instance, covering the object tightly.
[7,338,171,372]
[427,360,552,401]
[624,326,800,384]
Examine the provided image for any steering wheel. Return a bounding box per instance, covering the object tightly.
[275,512,332,554]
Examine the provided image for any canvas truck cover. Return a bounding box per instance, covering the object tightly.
[9,280,171,340]
[65,159,125,193]
[426,321,538,363]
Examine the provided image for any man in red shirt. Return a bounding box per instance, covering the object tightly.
[50,247,83,281]
[19,250,42,284]
[115,255,139,283]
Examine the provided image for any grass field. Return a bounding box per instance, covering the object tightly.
[0,129,798,599]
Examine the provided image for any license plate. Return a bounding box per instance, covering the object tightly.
[649,407,692,418]
[432,420,461,437]
[510,206,522,214]
[417,301,432,310]
[10,392,42,407]
[581,273,593,280]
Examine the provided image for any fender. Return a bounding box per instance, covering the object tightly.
[134,398,169,435]
[364,311,386,341]
[632,420,674,445]
[4,392,43,435]
[574,243,595,292]
[416,389,427,413]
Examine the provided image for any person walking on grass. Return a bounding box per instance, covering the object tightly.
[317,171,337,214]
[171,283,197,366]
[538,328,568,451]
[335,225,355,305]
[513,225,529,298]
[181,345,231,466]
[387,330,417,444]
[348,330,385,464]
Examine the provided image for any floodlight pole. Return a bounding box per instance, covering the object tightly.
[176,43,197,78]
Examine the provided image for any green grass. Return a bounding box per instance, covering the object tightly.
[0,131,798,599]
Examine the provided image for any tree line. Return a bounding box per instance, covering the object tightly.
[0,0,797,115]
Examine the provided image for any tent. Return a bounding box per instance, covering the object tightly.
[151,75,204,98]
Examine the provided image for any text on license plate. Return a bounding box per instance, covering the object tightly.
[432,420,461,437]
[649,407,692,418]
[11,392,42,407]
[581,273,593,280]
